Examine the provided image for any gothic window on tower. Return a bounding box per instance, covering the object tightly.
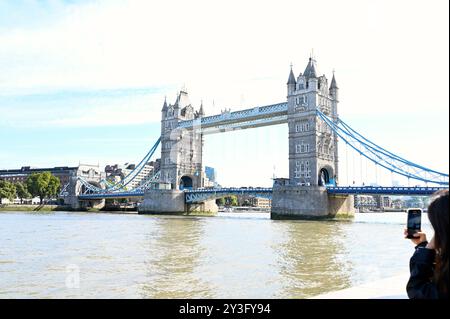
[295,160,311,179]
[301,143,309,153]
[297,78,304,90]
[295,121,310,133]
[295,95,308,111]
[296,142,310,153]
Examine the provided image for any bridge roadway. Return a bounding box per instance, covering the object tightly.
[77,186,448,202]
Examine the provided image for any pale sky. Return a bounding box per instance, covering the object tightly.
[0,0,448,187]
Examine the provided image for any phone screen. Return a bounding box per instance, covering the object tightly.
[407,209,422,238]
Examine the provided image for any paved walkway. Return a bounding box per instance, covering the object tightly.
[310,273,409,299]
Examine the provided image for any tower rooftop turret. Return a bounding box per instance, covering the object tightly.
[198,100,205,116]
[303,57,318,78]
[330,72,338,89]
[161,96,168,112]
[287,65,296,85]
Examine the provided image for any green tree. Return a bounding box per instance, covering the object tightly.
[225,195,238,206]
[216,197,225,206]
[230,195,238,206]
[0,180,16,204]
[15,182,31,204]
[26,172,61,204]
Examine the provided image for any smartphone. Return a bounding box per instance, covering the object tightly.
[406,208,422,239]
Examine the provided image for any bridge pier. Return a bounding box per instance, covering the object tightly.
[138,189,218,215]
[80,199,105,210]
[64,195,82,210]
[271,186,355,219]
[64,195,105,210]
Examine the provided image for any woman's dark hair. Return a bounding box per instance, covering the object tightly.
[427,189,449,294]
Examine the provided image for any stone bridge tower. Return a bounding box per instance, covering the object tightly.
[286,57,339,187]
[160,90,204,190]
[272,57,354,219]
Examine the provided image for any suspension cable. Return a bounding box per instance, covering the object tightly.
[360,153,363,186]
[316,109,448,185]
[346,142,349,186]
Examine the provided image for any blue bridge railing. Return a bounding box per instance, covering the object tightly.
[185,187,273,203]
[78,186,447,201]
[327,186,447,195]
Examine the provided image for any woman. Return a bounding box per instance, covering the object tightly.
[405,189,448,299]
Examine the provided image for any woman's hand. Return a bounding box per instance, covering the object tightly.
[404,228,427,245]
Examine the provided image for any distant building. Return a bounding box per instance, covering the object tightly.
[249,197,271,208]
[374,195,391,210]
[203,177,215,188]
[105,163,132,184]
[391,198,405,210]
[104,160,160,189]
[205,166,216,183]
[354,195,377,208]
[148,159,161,172]
[238,195,272,208]
[0,165,102,187]
[204,166,218,187]
[404,196,428,209]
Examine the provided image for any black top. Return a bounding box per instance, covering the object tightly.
[406,242,447,299]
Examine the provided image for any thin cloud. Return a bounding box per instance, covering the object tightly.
[0,87,171,128]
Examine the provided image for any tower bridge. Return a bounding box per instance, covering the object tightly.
[63,56,449,218]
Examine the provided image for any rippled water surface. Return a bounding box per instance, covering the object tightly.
[0,211,432,298]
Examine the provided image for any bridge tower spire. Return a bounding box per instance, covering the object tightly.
[329,70,339,183]
[287,64,296,95]
[286,56,339,187]
[160,90,204,190]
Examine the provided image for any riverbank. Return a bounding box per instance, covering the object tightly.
[219,206,270,213]
[0,205,218,216]
[0,204,105,212]
[0,204,71,212]
[359,209,407,213]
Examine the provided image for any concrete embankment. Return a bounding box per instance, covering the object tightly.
[310,273,409,299]
[0,204,72,212]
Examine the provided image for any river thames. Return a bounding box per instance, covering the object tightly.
[0,211,432,298]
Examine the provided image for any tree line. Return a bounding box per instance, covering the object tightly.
[216,195,239,206]
[0,172,61,205]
